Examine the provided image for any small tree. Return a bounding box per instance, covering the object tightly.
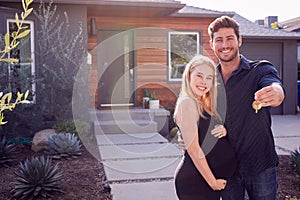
[33,0,87,123]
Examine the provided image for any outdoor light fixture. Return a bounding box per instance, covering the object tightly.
[91,18,96,36]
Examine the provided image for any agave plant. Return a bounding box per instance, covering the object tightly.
[0,136,18,167]
[11,156,64,200]
[291,146,300,176]
[45,132,82,159]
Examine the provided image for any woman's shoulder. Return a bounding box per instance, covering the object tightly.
[176,95,198,111]
[177,95,196,104]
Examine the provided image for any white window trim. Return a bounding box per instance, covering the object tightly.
[7,19,36,103]
[168,31,200,82]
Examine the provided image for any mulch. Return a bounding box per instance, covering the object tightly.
[0,143,299,200]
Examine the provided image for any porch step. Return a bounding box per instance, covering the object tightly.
[94,119,157,134]
[91,108,170,135]
[90,108,168,121]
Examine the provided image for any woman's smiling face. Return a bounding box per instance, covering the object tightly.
[190,64,214,98]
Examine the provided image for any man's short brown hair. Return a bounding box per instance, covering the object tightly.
[208,16,240,40]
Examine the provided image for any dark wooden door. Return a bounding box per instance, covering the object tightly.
[97,30,135,107]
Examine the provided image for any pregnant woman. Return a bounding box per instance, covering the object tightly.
[173,54,237,200]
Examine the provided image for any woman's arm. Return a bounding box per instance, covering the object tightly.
[187,136,226,190]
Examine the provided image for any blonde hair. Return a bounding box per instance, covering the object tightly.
[176,54,220,119]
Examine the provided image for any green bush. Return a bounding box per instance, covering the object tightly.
[52,119,91,137]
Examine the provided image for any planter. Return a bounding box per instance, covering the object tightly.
[149,99,160,109]
[142,97,150,108]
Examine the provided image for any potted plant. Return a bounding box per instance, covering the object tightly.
[149,91,160,109]
[142,89,150,108]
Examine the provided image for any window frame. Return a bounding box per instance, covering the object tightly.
[7,18,36,103]
[167,31,201,83]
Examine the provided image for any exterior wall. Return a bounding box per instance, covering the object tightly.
[87,15,217,109]
[282,40,298,114]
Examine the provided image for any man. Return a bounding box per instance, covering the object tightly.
[208,16,284,199]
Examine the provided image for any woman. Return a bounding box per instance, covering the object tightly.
[174,54,236,200]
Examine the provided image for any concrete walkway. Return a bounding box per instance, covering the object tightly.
[272,114,300,155]
[95,113,300,200]
[96,133,182,200]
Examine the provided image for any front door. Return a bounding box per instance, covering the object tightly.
[97,30,135,107]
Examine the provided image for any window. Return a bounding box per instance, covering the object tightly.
[7,19,35,102]
[168,31,200,82]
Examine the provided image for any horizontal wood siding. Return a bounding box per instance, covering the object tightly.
[87,15,217,108]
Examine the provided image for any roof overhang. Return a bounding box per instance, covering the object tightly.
[171,13,233,18]
[87,2,185,18]
[0,0,185,18]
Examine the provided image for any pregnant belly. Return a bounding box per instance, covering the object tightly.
[205,138,237,179]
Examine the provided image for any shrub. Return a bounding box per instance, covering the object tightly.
[52,118,91,137]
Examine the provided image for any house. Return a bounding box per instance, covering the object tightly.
[279,17,300,61]
[0,0,299,136]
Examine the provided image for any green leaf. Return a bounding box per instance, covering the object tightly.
[0,58,19,63]
[1,92,12,105]
[15,30,30,39]
[11,41,20,49]
[22,0,26,11]
[17,92,23,100]
[24,90,29,100]
[15,13,20,28]
[4,33,10,47]
[7,92,12,104]
[0,113,7,125]
[27,0,34,6]
[23,8,33,19]
[12,31,17,37]
[20,100,31,104]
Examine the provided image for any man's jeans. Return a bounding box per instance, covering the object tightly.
[221,167,278,200]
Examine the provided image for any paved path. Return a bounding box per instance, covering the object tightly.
[272,114,300,155]
[96,132,181,200]
[95,113,300,200]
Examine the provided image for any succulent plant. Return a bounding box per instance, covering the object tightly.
[0,136,18,167]
[45,132,82,159]
[11,156,64,200]
[291,146,300,176]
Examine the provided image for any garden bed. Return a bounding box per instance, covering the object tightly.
[0,144,112,200]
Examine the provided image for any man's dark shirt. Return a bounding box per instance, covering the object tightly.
[217,55,283,177]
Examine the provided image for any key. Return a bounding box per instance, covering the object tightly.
[252,101,262,113]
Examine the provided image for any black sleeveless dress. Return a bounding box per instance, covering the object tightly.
[174,114,237,200]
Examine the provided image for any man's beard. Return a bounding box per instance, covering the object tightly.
[218,48,238,63]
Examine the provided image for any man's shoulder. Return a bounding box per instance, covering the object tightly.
[245,58,278,74]
[249,60,274,68]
